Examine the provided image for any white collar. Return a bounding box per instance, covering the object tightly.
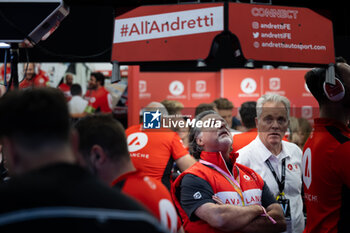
[254,136,290,162]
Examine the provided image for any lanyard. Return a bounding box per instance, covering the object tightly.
[199,159,245,206]
[265,158,286,196]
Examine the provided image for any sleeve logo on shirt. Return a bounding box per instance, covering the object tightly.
[193,191,202,200]
[143,110,161,129]
[302,147,312,189]
[243,174,251,181]
[90,97,96,103]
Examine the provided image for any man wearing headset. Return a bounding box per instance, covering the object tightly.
[302,57,350,233]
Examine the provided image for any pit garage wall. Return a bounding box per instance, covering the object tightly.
[128,66,318,127]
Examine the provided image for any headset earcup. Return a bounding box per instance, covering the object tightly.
[323,78,345,102]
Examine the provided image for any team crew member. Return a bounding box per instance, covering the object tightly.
[58,73,74,100]
[75,114,182,233]
[171,110,286,233]
[19,63,50,89]
[0,63,11,85]
[112,172,183,233]
[302,61,350,233]
[85,72,113,113]
[0,64,10,96]
[237,94,304,233]
[0,88,165,233]
[84,74,97,102]
[232,101,258,152]
[125,102,196,190]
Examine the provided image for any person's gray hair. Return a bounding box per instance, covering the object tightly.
[189,110,218,159]
[256,94,290,119]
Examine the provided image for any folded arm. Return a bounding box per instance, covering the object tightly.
[195,202,263,232]
[240,182,286,233]
[240,203,286,233]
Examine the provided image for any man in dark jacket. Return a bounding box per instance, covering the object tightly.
[0,88,166,233]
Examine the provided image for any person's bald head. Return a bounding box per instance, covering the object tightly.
[146,101,166,109]
[142,102,168,116]
[139,102,169,123]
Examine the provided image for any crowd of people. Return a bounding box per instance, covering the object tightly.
[0,59,349,233]
[0,64,113,118]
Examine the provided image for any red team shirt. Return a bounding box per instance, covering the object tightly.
[302,118,350,233]
[19,71,50,89]
[232,128,258,153]
[0,65,11,84]
[87,87,113,113]
[0,65,10,96]
[84,89,97,102]
[125,124,189,189]
[58,83,72,101]
[112,170,181,233]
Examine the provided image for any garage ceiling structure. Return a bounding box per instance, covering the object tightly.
[1,0,349,66]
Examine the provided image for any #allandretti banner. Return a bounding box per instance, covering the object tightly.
[113,2,334,65]
[112,3,224,62]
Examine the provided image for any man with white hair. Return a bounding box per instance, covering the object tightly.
[125,102,196,190]
[236,94,304,233]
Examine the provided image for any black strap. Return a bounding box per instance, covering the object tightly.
[325,125,350,144]
[265,158,286,194]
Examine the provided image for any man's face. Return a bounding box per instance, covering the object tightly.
[257,101,289,149]
[66,74,73,85]
[88,76,97,90]
[217,109,233,128]
[25,63,35,80]
[197,114,232,154]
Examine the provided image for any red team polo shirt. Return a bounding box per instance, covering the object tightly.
[0,65,11,84]
[84,89,97,102]
[112,170,181,233]
[86,87,112,113]
[232,128,258,153]
[19,72,50,89]
[125,124,189,189]
[302,118,350,233]
[58,83,72,101]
